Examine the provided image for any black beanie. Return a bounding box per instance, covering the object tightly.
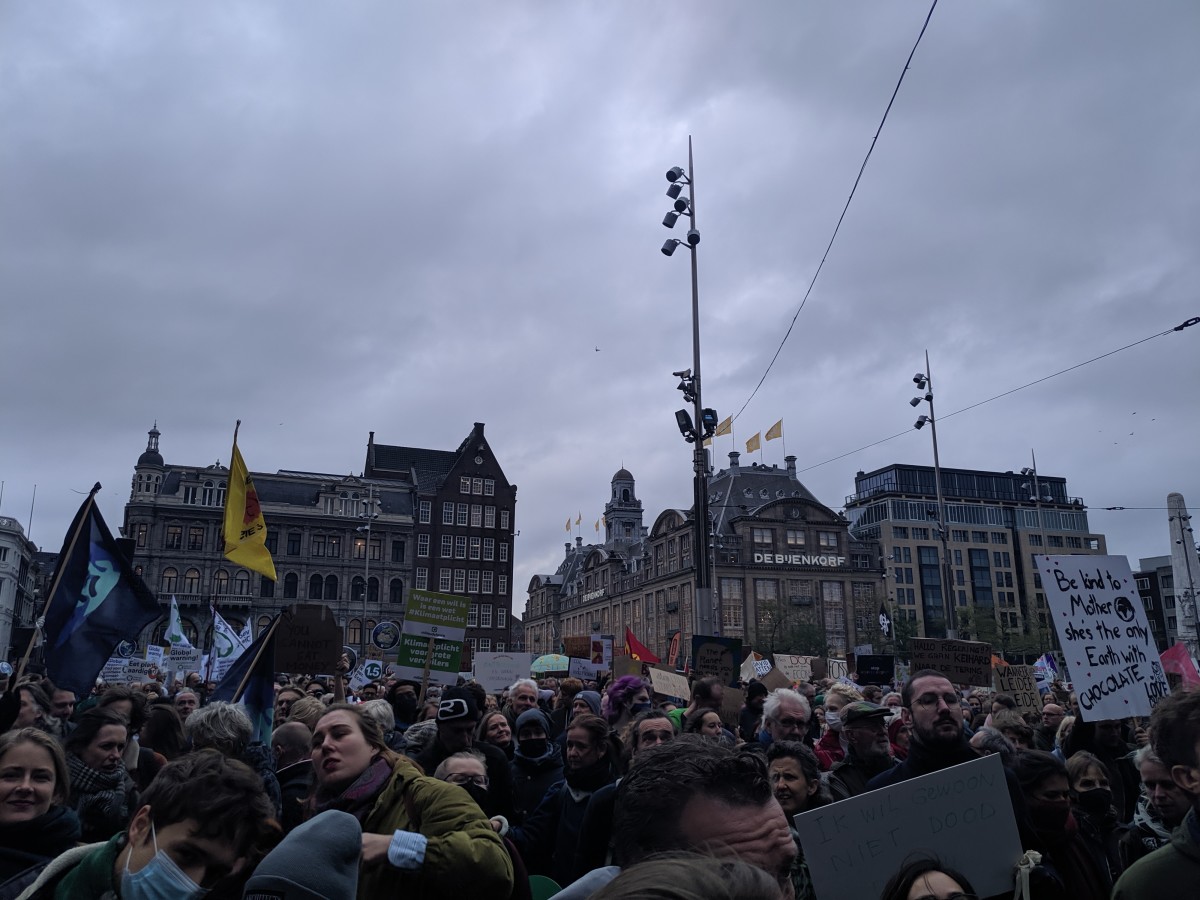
[243,810,360,900]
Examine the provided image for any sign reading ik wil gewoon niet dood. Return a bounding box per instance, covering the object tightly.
[1035,554,1170,721]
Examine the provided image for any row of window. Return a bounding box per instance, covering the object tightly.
[751,528,840,551]
[179,481,228,507]
[465,638,506,654]
[423,535,509,562]
[159,567,251,595]
[459,476,497,496]
[465,603,508,629]
[433,502,511,530]
[413,567,509,597]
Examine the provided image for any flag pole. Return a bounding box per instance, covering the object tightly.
[15,483,101,682]
[232,613,282,702]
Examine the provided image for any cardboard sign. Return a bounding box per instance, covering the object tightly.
[648,667,692,702]
[390,632,463,687]
[993,665,1041,716]
[758,666,793,692]
[855,655,895,686]
[403,590,470,642]
[691,635,742,687]
[1036,554,1169,721]
[563,636,590,659]
[612,655,643,679]
[910,638,993,686]
[773,654,813,683]
[719,686,745,730]
[825,658,849,680]
[275,604,344,674]
[794,754,1022,900]
[474,652,535,693]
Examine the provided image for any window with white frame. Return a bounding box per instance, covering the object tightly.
[442,503,455,525]
[496,641,505,652]
[440,535,453,558]
[484,479,495,496]
[472,477,483,495]
[469,537,481,560]
[498,574,508,595]
[418,501,431,524]
[500,510,510,530]
[468,638,478,653]
[439,569,452,591]
[457,503,469,526]
[481,605,493,628]
[454,536,467,559]
[484,538,495,560]
[479,638,492,653]
[417,534,430,557]
[468,604,479,627]
[471,505,482,527]
[484,506,496,528]
[460,476,472,494]
[482,571,494,593]
[498,607,507,628]
[416,568,428,590]
[453,569,466,592]
[499,543,509,562]
[468,570,480,593]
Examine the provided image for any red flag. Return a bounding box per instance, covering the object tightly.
[624,627,660,664]
[1160,642,1200,687]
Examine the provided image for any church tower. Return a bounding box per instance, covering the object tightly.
[131,423,164,500]
[605,468,643,549]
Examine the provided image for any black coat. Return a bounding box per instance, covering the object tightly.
[411,735,515,820]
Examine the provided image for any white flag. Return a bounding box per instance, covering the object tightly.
[211,609,250,682]
[238,619,253,647]
[166,597,192,648]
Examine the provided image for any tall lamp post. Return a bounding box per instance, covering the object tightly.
[356,486,379,657]
[1168,504,1199,660]
[911,352,957,639]
[1020,453,1054,656]
[661,137,718,638]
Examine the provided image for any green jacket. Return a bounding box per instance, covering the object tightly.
[359,757,514,900]
[1112,807,1200,899]
[14,837,118,900]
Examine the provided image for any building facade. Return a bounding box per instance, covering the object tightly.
[525,455,886,663]
[1135,556,1178,653]
[122,422,515,662]
[0,516,39,664]
[844,463,1108,657]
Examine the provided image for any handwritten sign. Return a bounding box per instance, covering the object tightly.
[563,637,590,659]
[648,666,691,702]
[403,590,470,643]
[691,635,742,687]
[794,754,1021,900]
[758,667,792,692]
[910,638,993,686]
[612,655,643,679]
[569,657,603,680]
[993,665,1041,716]
[275,604,343,674]
[1036,554,1169,721]
[474,652,535,692]
[719,686,745,730]
[773,654,813,683]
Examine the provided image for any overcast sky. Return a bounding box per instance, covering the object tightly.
[3,2,1197,618]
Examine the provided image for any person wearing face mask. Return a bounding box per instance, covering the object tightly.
[17,750,279,900]
[1013,749,1113,900]
[813,683,862,771]
[602,677,650,736]
[386,681,420,733]
[509,709,563,825]
[1067,750,1134,882]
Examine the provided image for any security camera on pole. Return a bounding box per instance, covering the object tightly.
[661,137,717,639]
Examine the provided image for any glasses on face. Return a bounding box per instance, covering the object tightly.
[445,774,489,787]
[914,693,960,709]
[307,689,324,697]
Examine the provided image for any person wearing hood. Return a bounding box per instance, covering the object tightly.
[510,709,563,825]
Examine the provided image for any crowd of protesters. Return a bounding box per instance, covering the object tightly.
[0,657,1197,899]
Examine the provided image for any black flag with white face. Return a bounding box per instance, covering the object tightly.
[878,604,892,638]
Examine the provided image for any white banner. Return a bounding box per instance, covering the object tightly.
[211,609,251,682]
[474,652,535,692]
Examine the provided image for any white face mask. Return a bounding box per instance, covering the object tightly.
[121,821,208,900]
[824,710,842,730]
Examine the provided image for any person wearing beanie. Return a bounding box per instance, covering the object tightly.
[243,810,360,900]
[510,708,564,825]
[739,682,769,743]
[408,687,514,820]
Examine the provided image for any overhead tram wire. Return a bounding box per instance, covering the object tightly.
[797,316,1198,475]
[732,0,939,424]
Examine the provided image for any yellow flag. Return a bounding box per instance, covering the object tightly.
[594,519,600,532]
[576,512,582,525]
[565,518,571,532]
[601,515,606,527]
[766,419,783,441]
[746,432,761,453]
[223,433,277,581]
[715,416,732,436]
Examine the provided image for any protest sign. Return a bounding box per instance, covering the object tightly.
[589,634,614,667]
[825,658,849,680]
[691,635,742,686]
[794,754,1021,900]
[390,632,463,687]
[612,655,642,679]
[474,652,535,692]
[275,605,343,674]
[758,666,792,692]
[371,621,401,651]
[145,645,164,666]
[909,638,992,686]
[569,657,603,680]
[563,636,590,659]
[403,590,470,642]
[101,657,129,683]
[349,659,385,690]
[1036,554,1169,720]
[648,666,691,702]
[855,655,895,686]
[719,686,745,730]
[166,645,202,674]
[993,665,1041,716]
[773,654,813,683]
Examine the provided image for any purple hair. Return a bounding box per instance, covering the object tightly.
[603,675,649,723]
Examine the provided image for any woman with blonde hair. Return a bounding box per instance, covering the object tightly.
[814,682,862,770]
[0,728,80,892]
[307,703,513,899]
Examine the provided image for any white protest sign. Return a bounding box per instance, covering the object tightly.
[648,667,691,701]
[793,754,1021,900]
[1036,554,1170,721]
[350,660,385,690]
[474,653,536,692]
[145,645,164,666]
[773,654,814,683]
[166,645,202,674]
[101,657,129,684]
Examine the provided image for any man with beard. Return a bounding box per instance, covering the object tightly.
[827,702,897,799]
[508,713,615,887]
[867,670,977,790]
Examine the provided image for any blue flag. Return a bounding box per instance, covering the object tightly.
[42,486,161,697]
[211,616,279,745]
